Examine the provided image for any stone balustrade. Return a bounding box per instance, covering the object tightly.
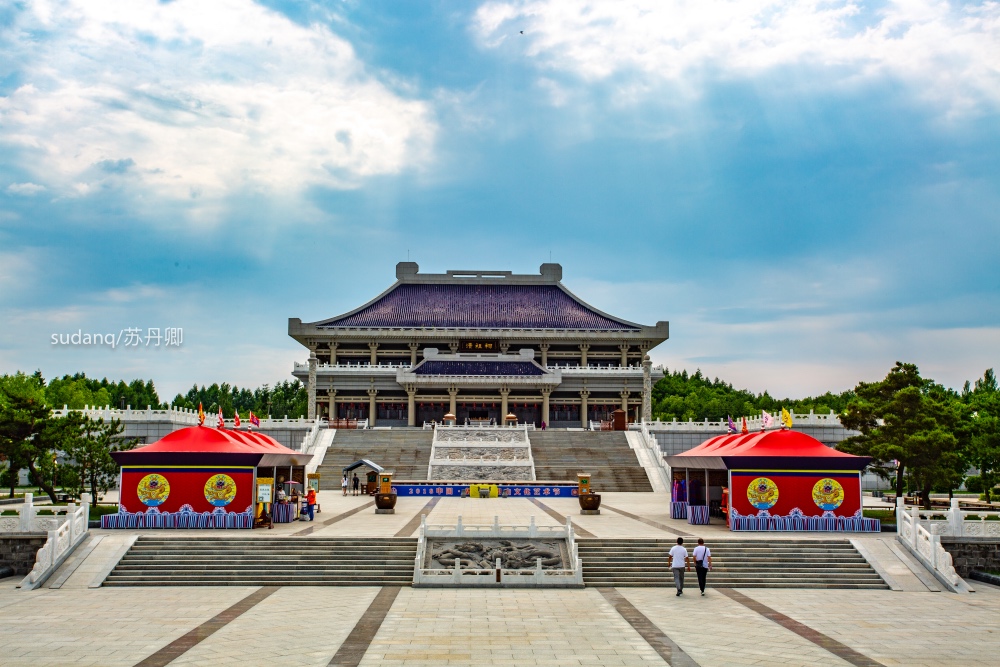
[906,499,1000,538]
[896,499,970,593]
[3,493,92,591]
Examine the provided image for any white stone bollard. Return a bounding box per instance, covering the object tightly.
[19,493,34,531]
[949,498,962,536]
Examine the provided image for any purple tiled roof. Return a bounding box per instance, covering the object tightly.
[414,361,544,376]
[321,284,639,330]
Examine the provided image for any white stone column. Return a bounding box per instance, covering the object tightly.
[620,390,630,413]
[409,342,419,367]
[619,343,629,367]
[368,341,379,365]
[406,385,416,427]
[579,390,590,428]
[328,343,338,366]
[500,387,510,421]
[579,343,590,367]
[367,387,378,426]
[307,350,317,420]
[642,354,652,422]
[539,343,550,367]
[328,389,336,421]
[448,386,458,417]
[541,388,551,427]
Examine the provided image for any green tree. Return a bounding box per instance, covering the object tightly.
[839,362,970,508]
[0,372,61,502]
[650,367,854,422]
[964,369,1000,502]
[61,415,138,501]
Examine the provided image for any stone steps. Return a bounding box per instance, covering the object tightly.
[103,536,418,587]
[577,539,890,589]
[317,429,434,484]
[530,432,652,492]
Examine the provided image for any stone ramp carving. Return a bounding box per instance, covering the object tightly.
[428,426,536,481]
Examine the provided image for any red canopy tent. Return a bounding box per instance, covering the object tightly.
[104,426,312,529]
[664,429,879,532]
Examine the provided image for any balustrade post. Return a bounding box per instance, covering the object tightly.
[530,515,536,537]
[20,493,34,531]
[910,506,919,549]
[456,515,463,537]
[66,502,76,543]
[949,498,962,536]
[45,529,56,570]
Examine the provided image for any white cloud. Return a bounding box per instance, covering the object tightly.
[474,0,1000,113]
[6,182,45,196]
[0,0,436,207]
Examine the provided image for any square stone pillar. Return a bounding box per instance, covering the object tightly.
[448,386,458,417]
[539,343,549,367]
[579,343,590,367]
[541,389,551,427]
[307,350,317,420]
[368,342,379,366]
[580,390,590,428]
[642,355,653,422]
[619,344,629,367]
[500,387,510,421]
[367,388,378,426]
[407,386,416,427]
[409,342,419,367]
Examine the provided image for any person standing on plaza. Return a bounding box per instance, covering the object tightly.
[341,474,348,496]
[693,538,712,596]
[669,537,689,596]
[306,486,317,521]
[352,473,360,496]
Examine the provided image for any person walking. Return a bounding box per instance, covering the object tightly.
[693,538,712,596]
[669,537,689,596]
[352,473,360,496]
[341,474,348,496]
[306,487,317,521]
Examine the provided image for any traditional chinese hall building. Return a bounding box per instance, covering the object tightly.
[289,263,668,427]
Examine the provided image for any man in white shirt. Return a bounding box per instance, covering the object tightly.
[693,538,712,596]
[668,537,690,596]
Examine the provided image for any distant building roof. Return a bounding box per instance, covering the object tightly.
[319,283,640,330]
[414,360,545,376]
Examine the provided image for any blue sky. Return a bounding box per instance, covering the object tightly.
[1,0,998,401]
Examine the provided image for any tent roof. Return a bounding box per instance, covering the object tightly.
[664,429,870,471]
[112,425,313,467]
[343,459,384,473]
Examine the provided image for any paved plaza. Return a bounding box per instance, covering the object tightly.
[1,493,994,666]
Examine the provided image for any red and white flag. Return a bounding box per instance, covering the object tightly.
[233,411,241,428]
[249,411,260,429]
[217,406,224,428]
